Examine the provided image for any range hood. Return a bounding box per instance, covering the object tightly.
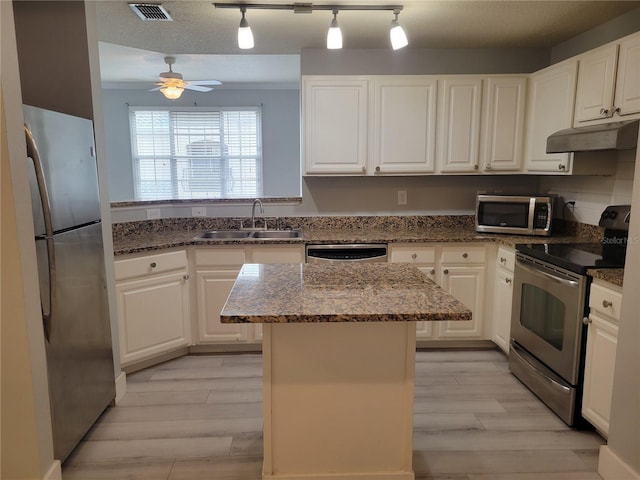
[546,119,639,153]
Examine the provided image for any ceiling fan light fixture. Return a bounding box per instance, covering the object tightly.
[238,7,255,49]
[160,85,184,100]
[390,10,408,50]
[327,9,342,49]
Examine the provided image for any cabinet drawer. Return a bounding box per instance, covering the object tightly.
[440,245,486,264]
[389,245,436,264]
[115,250,187,281]
[195,248,246,267]
[589,282,622,320]
[497,246,516,272]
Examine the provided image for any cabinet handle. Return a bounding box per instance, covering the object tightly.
[462,253,468,259]
[486,164,492,170]
[602,300,613,308]
[375,166,381,173]
[411,253,417,259]
[150,262,157,268]
[583,316,592,325]
[443,269,449,275]
[500,257,507,264]
[506,278,512,284]
[558,164,566,171]
[613,107,621,115]
[362,166,366,173]
[473,164,479,170]
[183,274,190,281]
[600,107,610,116]
[430,269,435,275]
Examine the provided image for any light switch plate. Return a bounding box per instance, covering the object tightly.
[397,190,408,205]
[146,208,161,220]
[192,206,207,217]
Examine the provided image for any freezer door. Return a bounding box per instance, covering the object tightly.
[23,105,101,235]
[39,222,115,461]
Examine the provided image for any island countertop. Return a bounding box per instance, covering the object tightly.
[220,263,472,323]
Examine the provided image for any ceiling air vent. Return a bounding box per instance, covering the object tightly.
[129,4,173,21]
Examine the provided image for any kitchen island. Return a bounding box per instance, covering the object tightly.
[221,263,471,480]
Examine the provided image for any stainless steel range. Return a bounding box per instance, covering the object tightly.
[509,205,630,426]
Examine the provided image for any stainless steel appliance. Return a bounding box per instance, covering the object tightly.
[23,105,115,462]
[546,119,639,153]
[509,205,630,426]
[475,194,555,236]
[306,244,388,263]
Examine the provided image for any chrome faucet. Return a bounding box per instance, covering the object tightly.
[251,198,264,229]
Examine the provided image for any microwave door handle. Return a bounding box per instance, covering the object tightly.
[517,257,579,288]
[528,198,536,234]
[25,125,56,342]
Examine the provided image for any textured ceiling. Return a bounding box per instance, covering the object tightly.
[95,1,640,85]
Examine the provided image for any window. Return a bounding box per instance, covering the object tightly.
[129,107,262,200]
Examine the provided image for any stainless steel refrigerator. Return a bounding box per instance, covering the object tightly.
[23,105,115,462]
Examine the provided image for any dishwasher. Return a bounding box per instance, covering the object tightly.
[305,244,388,263]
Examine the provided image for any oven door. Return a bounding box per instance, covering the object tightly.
[511,254,587,385]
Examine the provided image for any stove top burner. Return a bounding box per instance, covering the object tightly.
[516,242,625,274]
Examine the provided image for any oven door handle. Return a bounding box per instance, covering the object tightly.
[516,257,579,288]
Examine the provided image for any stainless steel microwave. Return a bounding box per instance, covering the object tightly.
[475,194,555,236]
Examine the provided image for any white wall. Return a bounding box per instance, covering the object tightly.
[102,88,301,201]
[540,150,636,225]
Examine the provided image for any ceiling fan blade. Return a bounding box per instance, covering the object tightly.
[187,80,222,86]
[184,85,213,92]
[149,86,162,91]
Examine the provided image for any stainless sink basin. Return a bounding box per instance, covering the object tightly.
[195,229,302,240]
[252,230,302,239]
[197,230,253,239]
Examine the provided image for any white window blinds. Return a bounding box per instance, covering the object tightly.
[129,107,262,200]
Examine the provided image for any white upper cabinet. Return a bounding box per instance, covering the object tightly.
[614,32,640,118]
[437,77,483,173]
[373,77,437,174]
[523,61,577,173]
[481,77,527,172]
[303,77,369,175]
[574,44,619,123]
[574,32,640,125]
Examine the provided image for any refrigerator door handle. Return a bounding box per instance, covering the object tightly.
[25,125,56,341]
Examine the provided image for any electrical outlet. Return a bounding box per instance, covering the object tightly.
[192,206,207,217]
[146,208,161,220]
[397,190,407,205]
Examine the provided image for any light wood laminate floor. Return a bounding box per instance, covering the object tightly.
[63,350,605,479]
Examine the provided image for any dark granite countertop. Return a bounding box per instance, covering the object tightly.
[587,268,624,288]
[220,263,472,323]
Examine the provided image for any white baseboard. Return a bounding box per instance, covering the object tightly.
[115,371,127,404]
[43,460,61,480]
[599,445,640,480]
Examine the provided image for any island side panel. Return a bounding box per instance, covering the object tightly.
[262,322,416,480]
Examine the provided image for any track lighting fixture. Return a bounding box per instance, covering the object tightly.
[390,9,408,50]
[214,3,408,50]
[238,7,254,49]
[327,9,342,49]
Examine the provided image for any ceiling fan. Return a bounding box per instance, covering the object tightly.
[150,56,222,100]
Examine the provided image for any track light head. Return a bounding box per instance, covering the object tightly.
[238,7,255,49]
[390,9,408,50]
[327,9,342,49]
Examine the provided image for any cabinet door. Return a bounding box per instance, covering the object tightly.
[574,44,618,123]
[524,62,577,173]
[482,77,526,172]
[437,265,485,339]
[582,313,619,437]
[373,77,437,174]
[614,32,640,117]
[492,267,513,353]
[196,268,249,343]
[116,271,191,365]
[438,78,483,173]
[303,77,369,175]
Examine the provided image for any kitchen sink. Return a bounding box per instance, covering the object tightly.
[251,230,302,239]
[197,230,253,239]
[195,229,302,240]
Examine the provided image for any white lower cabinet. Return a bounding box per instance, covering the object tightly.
[491,246,515,353]
[114,250,191,367]
[389,243,486,340]
[582,280,622,438]
[194,245,304,344]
